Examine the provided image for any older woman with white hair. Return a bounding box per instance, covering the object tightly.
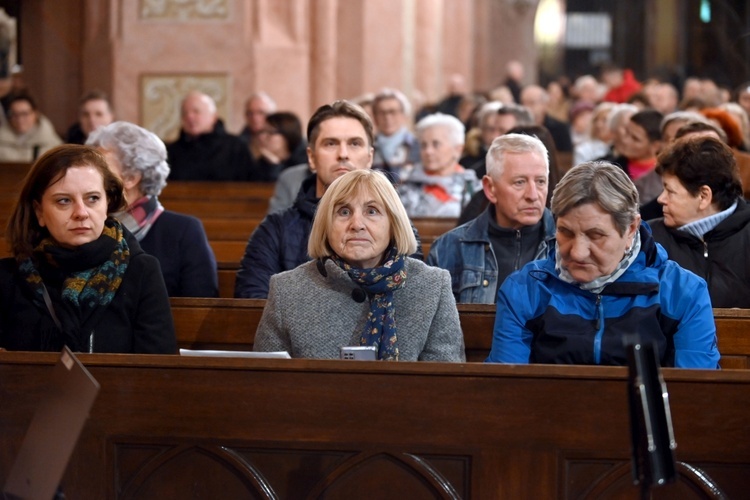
[255,169,464,361]
[487,161,720,369]
[398,112,481,217]
[86,121,218,297]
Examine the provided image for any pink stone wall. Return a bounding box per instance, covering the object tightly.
[19,0,542,139]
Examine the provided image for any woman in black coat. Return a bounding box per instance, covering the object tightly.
[86,121,218,297]
[0,145,177,353]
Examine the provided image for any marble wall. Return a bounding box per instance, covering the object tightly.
[20,0,541,140]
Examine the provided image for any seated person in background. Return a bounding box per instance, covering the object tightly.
[371,88,420,180]
[235,100,378,298]
[254,111,308,182]
[460,102,534,172]
[167,91,255,181]
[0,145,177,353]
[239,91,277,162]
[0,94,62,162]
[398,113,481,218]
[610,109,664,205]
[520,84,573,153]
[660,110,708,145]
[65,90,115,145]
[87,122,218,297]
[649,136,750,308]
[487,161,719,369]
[427,134,555,303]
[255,169,465,362]
[467,104,535,178]
[574,101,614,165]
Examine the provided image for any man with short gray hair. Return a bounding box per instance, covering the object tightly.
[427,133,555,303]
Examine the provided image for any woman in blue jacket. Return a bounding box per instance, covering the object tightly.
[487,161,720,369]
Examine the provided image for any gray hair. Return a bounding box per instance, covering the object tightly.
[86,121,171,196]
[485,133,549,177]
[416,113,465,146]
[373,87,412,117]
[477,101,504,127]
[660,110,706,134]
[551,161,639,236]
[246,91,277,113]
[498,103,535,127]
[606,103,639,133]
[574,74,599,92]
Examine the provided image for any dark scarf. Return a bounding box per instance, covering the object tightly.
[115,195,164,241]
[17,217,130,351]
[331,246,407,361]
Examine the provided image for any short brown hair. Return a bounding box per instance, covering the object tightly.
[6,144,125,257]
[306,100,374,149]
[79,89,112,110]
[656,136,741,211]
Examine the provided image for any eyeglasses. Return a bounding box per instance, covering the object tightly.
[10,110,34,118]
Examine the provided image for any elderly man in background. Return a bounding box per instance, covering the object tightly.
[427,134,555,303]
[64,90,115,145]
[520,84,573,153]
[167,91,254,180]
[239,91,277,161]
[371,88,420,181]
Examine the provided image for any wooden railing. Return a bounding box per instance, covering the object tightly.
[1,351,748,498]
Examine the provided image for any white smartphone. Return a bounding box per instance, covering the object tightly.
[340,346,377,360]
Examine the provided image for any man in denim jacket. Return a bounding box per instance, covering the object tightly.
[427,134,555,303]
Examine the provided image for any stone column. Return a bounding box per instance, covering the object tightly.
[309,0,338,108]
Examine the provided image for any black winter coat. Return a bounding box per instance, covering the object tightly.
[0,232,177,353]
[649,199,750,308]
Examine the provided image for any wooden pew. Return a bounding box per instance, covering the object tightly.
[1,352,748,498]
[159,181,275,219]
[170,298,750,367]
[160,181,276,200]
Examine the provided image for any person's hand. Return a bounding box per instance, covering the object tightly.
[259,146,281,165]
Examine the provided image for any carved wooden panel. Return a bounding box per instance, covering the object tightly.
[140,0,230,20]
[570,460,731,499]
[140,74,229,142]
[113,441,469,499]
[1,353,749,498]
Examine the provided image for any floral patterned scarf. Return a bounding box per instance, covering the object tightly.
[331,246,407,361]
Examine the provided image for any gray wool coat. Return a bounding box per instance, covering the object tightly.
[254,257,465,362]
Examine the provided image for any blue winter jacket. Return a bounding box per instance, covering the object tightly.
[486,224,720,369]
[426,206,555,304]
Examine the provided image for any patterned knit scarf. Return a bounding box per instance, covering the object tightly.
[331,246,407,361]
[18,217,130,349]
[115,195,164,242]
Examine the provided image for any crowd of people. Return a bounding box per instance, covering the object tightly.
[3,61,750,369]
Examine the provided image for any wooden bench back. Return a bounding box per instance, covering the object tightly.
[170,298,750,367]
